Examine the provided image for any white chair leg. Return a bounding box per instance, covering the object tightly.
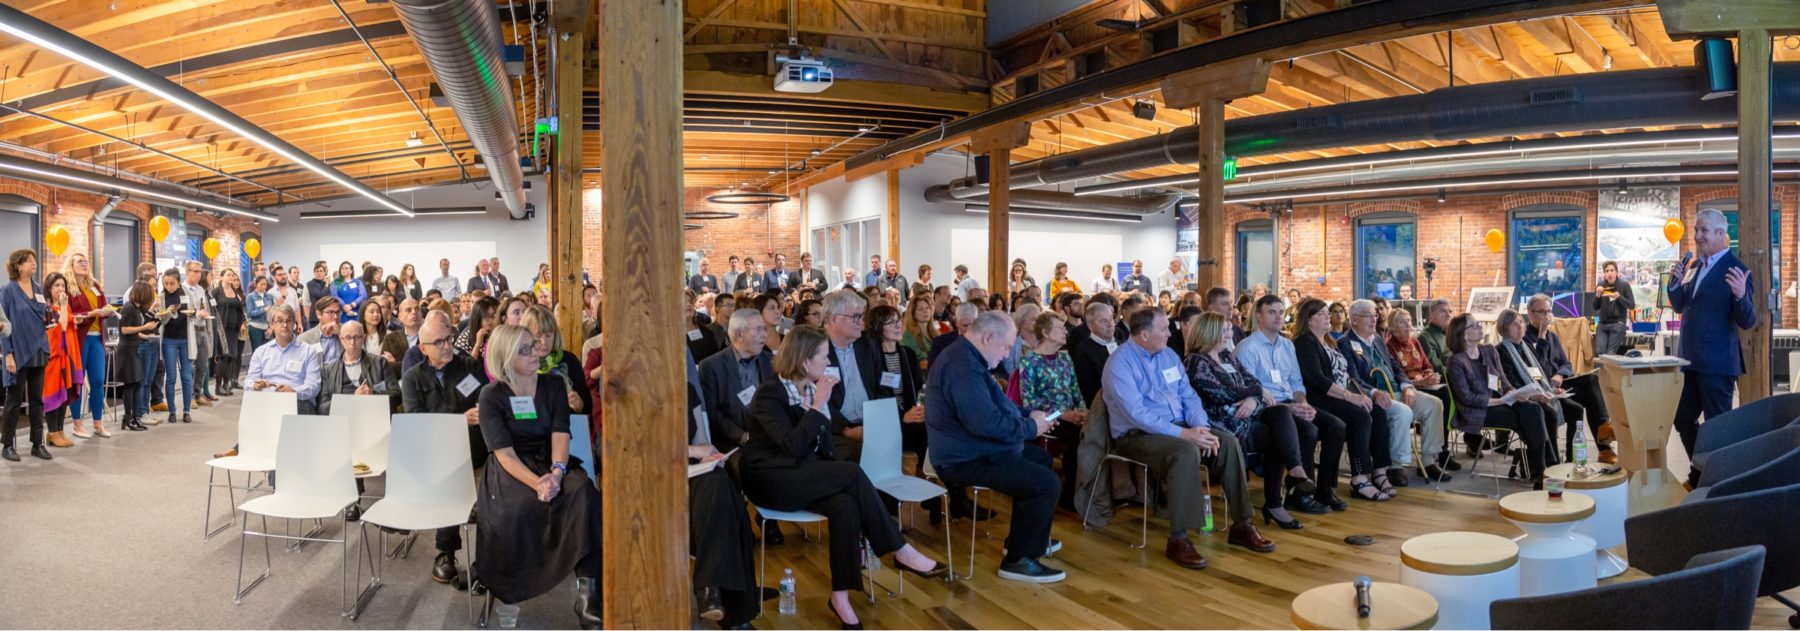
[203,468,239,542]
[234,514,272,604]
[348,522,384,621]
[1134,465,1150,550]
[964,489,979,580]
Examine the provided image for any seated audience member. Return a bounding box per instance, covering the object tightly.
[900,295,936,364]
[818,290,879,462]
[1069,300,1118,405]
[1385,309,1460,473]
[685,295,725,361]
[1017,311,1088,511]
[685,386,759,628]
[1446,313,1552,489]
[298,296,345,365]
[924,312,1065,583]
[740,325,946,627]
[697,310,774,447]
[708,293,735,341]
[383,298,422,376]
[454,296,501,360]
[1340,300,1448,485]
[1236,295,1340,513]
[1494,307,1574,465]
[1103,307,1274,571]
[315,320,398,415]
[1522,294,1614,463]
[401,311,489,590]
[473,325,603,628]
[522,305,592,416]
[1291,299,1385,502]
[926,302,979,368]
[1327,301,1349,341]
[243,305,324,414]
[1183,312,1319,529]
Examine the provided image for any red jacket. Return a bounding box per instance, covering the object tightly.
[43,306,84,411]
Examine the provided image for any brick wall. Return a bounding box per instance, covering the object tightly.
[577,185,805,281]
[2,179,261,291]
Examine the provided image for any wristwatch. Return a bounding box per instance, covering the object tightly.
[551,461,568,477]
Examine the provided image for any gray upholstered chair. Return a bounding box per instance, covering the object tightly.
[1692,392,1800,474]
[1686,425,1800,504]
[1489,545,1765,630]
[1626,483,1800,628]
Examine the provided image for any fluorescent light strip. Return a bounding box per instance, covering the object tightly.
[0,159,276,222]
[961,207,1143,224]
[0,17,411,217]
[300,207,487,219]
[1216,167,1781,205]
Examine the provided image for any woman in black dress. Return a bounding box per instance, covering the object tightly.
[1292,298,1383,505]
[474,324,602,629]
[115,281,157,431]
[739,325,945,629]
[210,268,246,396]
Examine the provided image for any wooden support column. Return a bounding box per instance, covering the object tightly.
[971,122,1030,295]
[600,0,688,626]
[550,0,591,348]
[1160,58,1270,292]
[1737,29,1773,403]
[886,169,901,264]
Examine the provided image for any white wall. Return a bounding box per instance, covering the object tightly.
[260,175,551,286]
[805,152,1176,288]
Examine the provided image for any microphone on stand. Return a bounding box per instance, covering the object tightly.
[1354,575,1373,618]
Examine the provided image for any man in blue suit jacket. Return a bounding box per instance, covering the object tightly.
[1666,208,1757,486]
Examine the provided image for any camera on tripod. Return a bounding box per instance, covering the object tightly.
[1422,257,1439,279]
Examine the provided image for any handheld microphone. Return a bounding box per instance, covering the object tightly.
[1354,575,1373,618]
[1678,250,1694,274]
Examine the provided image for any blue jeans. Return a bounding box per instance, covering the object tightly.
[248,326,267,356]
[134,340,161,417]
[161,338,194,414]
[69,333,107,422]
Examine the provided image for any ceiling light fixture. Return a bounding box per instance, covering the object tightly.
[962,206,1143,224]
[0,6,413,217]
[684,210,740,220]
[1437,188,1446,203]
[406,132,424,147]
[1618,180,1629,194]
[1219,167,1754,205]
[706,190,792,204]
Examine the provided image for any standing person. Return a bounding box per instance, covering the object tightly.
[115,281,157,431]
[863,255,883,290]
[431,258,462,301]
[720,255,742,295]
[398,263,424,301]
[1157,258,1188,295]
[1666,209,1755,487]
[305,262,331,328]
[916,264,935,293]
[1048,263,1079,299]
[1591,261,1635,356]
[486,257,510,295]
[401,311,489,590]
[158,268,201,425]
[63,252,115,438]
[361,265,386,301]
[332,261,367,322]
[876,260,911,302]
[763,254,792,293]
[1122,260,1153,295]
[952,264,980,301]
[1091,263,1118,295]
[2,249,52,461]
[787,253,826,294]
[40,272,84,447]
[1006,260,1036,297]
[212,268,246,396]
[190,267,221,407]
[686,258,719,296]
[246,276,272,354]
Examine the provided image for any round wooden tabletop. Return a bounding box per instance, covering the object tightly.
[1401,531,1520,576]
[1291,582,1438,631]
[1499,490,1596,524]
[1545,463,1628,490]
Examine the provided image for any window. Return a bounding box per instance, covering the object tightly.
[1704,198,1782,290]
[1236,219,1275,293]
[102,216,140,295]
[1354,213,1416,300]
[810,216,880,286]
[240,231,259,293]
[187,224,210,267]
[1509,206,1585,299]
[0,194,42,272]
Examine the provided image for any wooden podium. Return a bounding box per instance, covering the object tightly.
[1595,355,1690,516]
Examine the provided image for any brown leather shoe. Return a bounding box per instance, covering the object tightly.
[1164,536,1208,570]
[152,402,168,412]
[213,448,238,459]
[1227,522,1275,553]
[1596,422,1615,443]
[195,398,212,407]
[46,431,74,448]
[1598,449,1618,465]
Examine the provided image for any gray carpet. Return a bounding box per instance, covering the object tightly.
[0,393,589,630]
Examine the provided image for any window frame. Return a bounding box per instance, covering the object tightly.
[0,194,44,276]
[1235,218,1274,294]
[1507,204,1587,299]
[1353,211,1417,300]
[101,214,141,296]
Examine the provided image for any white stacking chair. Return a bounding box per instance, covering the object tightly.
[859,398,949,595]
[203,390,295,541]
[750,504,826,619]
[334,395,399,552]
[350,414,478,622]
[568,414,595,483]
[233,414,362,616]
[920,449,999,580]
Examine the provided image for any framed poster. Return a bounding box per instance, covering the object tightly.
[1465,286,1517,321]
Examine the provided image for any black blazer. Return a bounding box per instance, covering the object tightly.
[1069,334,1112,405]
[825,336,881,435]
[740,379,836,469]
[697,348,776,446]
[869,343,924,413]
[316,353,399,414]
[1446,346,1506,432]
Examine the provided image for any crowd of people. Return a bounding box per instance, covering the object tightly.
[0,244,1627,630]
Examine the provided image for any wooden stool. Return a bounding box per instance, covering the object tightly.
[1399,531,1519,630]
[1499,490,1597,596]
[1291,581,1437,630]
[1546,463,1630,578]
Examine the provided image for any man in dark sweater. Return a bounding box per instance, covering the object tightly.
[924,312,1063,583]
[400,314,490,591]
[1590,260,1635,356]
[1069,301,1118,405]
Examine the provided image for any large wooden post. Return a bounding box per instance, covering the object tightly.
[886,169,901,264]
[1160,59,1270,292]
[600,0,688,626]
[549,0,590,348]
[972,123,1030,295]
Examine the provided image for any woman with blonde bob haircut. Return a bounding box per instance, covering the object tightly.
[474,324,604,627]
[1183,312,1320,527]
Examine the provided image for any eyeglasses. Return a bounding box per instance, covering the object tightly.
[341,334,366,341]
[1528,309,1552,315]
[835,312,865,322]
[879,319,900,327]
[421,336,452,348]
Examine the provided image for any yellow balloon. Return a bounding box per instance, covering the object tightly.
[1484,228,1505,254]
[1664,218,1685,245]
[243,238,261,260]
[202,237,221,260]
[149,215,171,242]
[45,225,69,256]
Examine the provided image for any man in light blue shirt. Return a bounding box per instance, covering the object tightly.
[431,258,461,301]
[1102,307,1270,570]
[244,304,324,413]
[1237,294,1339,515]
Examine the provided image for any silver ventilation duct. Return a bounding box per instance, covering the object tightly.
[0,154,277,222]
[923,182,1180,216]
[390,0,528,218]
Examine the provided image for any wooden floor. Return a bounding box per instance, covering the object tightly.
[751,475,1800,629]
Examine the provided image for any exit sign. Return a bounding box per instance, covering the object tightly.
[1222,156,1237,181]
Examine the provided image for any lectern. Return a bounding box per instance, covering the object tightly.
[1595,355,1690,515]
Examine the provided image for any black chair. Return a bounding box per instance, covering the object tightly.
[1686,425,1800,504]
[1626,482,1800,628]
[1490,545,1765,630]
[1692,392,1800,474]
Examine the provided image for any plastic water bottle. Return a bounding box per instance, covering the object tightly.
[1201,478,1215,533]
[1573,430,1590,473]
[778,568,797,615]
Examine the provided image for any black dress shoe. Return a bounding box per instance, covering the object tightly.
[431,552,459,584]
[574,577,602,630]
[1,446,18,462]
[951,504,996,521]
[31,445,53,460]
[1284,494,1332,515]
[763,524,785,546]
[696,586,724,622]
[1387,468,1410,487]
[182,413,193,424]
[1314,490,1348,512]
[1421,465,1452,482]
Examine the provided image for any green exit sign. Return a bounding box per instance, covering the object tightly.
[1222,156,1237,181]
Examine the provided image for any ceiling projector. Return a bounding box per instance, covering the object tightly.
[775,57,833,93]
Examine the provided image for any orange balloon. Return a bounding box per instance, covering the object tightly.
[243,238,261,260]
[149,215,171,242]
[1484,228,1505,254]
[45,225,69,256]
[1664,218,1685,245]
[202,237,221,260]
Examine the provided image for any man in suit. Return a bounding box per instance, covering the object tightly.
[762,254,793,293]
[1340,300,1448,484]
[487,257,510,295]
[401,313,490,590]
[315,321,398,415]
[1667,208,1757,487]
[697,310,774,447]
[1069,301,1118,405]
[465,259,493,295]
[787,252,827,294]
[820,289,880,462]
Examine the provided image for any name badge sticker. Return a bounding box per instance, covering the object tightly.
[737,386,755,406]
[687,329,703,341]
[1162,366,1181,384]
[880,372,901,389]
[509,396,537,420]
[1527,366,1545,380]
[825,366,841,380]
[456,374,480,397]
[1487,374,1501,392]
[284,360,300,372]
[1220,363,1238,374]
[1270,369,1283,383]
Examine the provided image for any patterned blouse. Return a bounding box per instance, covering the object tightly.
[1018,350,1084,414]
[1386,334,1439,384]
[1183,350,1266,444]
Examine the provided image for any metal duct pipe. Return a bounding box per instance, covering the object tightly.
[924,183,1180,216]
[93,195,124,223]
[0,154,277,222]
[391,0,528,219]
[991,64,1800,191]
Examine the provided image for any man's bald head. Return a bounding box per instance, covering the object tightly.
[420,311,456,367]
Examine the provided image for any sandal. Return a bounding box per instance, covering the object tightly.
[1351,480,1390,502]
[1371,473,1397,496]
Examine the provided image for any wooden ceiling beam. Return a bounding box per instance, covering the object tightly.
[681,17,987,53]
